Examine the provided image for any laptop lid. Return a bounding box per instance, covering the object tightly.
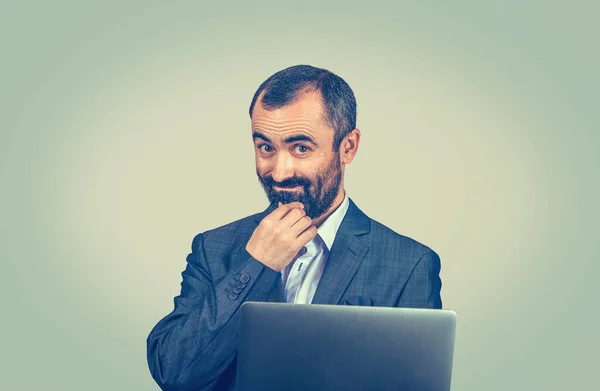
[237,302,457,391]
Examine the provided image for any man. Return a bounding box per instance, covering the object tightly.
[147,65,443,391]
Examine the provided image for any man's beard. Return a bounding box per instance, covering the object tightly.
[257,154,343,220]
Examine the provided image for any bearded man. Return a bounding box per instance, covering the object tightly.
[147,65,443,391]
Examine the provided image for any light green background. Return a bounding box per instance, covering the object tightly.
[1,1,598,390]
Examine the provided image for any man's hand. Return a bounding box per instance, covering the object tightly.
[246,201,317,272]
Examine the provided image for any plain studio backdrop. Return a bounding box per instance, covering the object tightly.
[1,1,598,390]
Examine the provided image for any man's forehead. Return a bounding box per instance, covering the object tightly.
[251,91,333,136]
[253,91,325,120]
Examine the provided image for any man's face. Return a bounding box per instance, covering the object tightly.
[252,91,343,220]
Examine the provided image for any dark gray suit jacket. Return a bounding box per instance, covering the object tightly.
[147,198,442,391]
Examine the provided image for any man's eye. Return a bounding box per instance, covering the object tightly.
[295,145,310,153]
[259,145,273,153]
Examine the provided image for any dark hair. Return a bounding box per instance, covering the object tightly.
[249,65,357,151]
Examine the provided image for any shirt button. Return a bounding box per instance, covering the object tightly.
[240,274,250,284]
[229,291,239,300]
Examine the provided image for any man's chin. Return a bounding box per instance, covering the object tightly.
[271,195,304,205]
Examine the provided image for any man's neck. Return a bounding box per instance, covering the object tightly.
[312,189,346,229]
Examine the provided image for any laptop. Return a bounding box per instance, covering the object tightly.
[236,302,457,391]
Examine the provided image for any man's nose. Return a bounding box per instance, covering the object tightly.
[270,153,295,183]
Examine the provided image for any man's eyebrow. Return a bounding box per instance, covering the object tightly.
[283,134,316,145]
[252,131,317,145]
[252,131,271,143]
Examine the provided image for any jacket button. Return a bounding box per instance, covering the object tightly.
[233,287,243,294]
[240,274,250,283]
[228,291,239,300]
[236,281,247,290]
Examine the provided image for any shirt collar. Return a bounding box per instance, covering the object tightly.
[315,191,350,251]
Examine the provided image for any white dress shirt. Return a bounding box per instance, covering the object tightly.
[281,192,350,304]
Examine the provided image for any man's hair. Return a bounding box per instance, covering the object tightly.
[249,65,357,151]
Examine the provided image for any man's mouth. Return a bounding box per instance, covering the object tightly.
[274,186,302,191]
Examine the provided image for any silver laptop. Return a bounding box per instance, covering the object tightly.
[236,302,457,391]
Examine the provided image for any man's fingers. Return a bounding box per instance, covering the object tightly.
[270,202,304,220]
[295,224,318,246]
[290,214,312,235]
[280,201,304,209]
[281,207,306,226]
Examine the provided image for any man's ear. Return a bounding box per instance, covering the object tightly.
[339,128,360,164]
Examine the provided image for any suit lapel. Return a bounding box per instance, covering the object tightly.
[311,198,371,305]
[267,278,285,302]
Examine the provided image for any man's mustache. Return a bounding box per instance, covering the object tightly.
[261,175,311,189]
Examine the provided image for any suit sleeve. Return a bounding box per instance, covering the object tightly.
[147,233,281,391]
[396,250,443,309]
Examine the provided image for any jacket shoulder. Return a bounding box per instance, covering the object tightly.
[188,209,264,252]
[204,210,262,236]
